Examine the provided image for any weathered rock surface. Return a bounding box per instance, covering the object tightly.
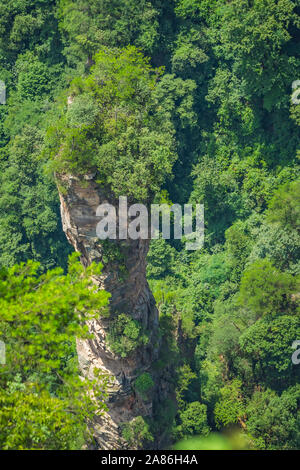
[58,174,161,450]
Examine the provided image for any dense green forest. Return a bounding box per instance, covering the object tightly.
[0,0,300,450]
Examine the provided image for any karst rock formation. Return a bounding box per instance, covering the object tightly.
[58,174,163,449]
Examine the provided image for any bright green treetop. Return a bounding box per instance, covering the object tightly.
[45,46,177,202]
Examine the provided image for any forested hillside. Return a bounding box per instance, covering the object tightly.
[0,0,299,450]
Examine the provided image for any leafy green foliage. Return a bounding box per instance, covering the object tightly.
[0,125,71,270]
[122,416,154,448]
[238,259,299,318]
[175,364,197,411]
[134,373,154,399]
[246,386,300,450]
[0,253,110,449]
[214,380,246,429]
[266,179,300,231]
[147,238,176,279]
[177,402,210,438]
[107,313,149,358]
[58,0,161,69]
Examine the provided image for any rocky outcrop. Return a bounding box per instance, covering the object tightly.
[58,174,161,450]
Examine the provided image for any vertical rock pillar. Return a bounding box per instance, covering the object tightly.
[58,174,160,450]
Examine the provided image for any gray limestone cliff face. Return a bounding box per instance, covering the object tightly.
[58,174,161,450]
